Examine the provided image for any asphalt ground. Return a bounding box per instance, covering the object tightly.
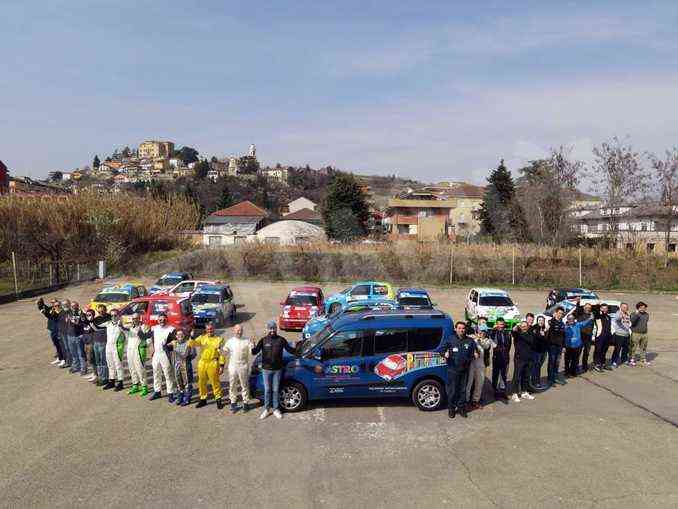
[1,279,677,508]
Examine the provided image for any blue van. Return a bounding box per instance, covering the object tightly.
[249,310,455,412]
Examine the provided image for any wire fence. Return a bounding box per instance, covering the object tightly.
[0,254,99,301]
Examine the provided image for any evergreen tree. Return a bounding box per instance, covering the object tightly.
[193,159,210,179]
[93,155,101,170]
[478,159,527,241]
[322,173,369,241]
[216,183,232,211]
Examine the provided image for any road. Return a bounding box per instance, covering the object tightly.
[1,279,677,508]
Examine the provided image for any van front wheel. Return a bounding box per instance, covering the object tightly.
[279,381,308,413]
[412,379,445,411]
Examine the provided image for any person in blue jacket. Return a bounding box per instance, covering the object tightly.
[563,314,593,377]
[442,321,478,419]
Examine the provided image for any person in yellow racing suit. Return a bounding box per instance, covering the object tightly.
[188,322,225,409]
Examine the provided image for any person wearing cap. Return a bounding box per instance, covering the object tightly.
[251,320,297,420]
[146,313,177,403]
[223,324,253,413]
[466,323,491,410]
[189,322,226,409]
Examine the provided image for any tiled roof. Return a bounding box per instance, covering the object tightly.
[210,200,268,217]
[283,207,322,221]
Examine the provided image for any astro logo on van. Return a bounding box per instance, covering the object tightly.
[326,365,359,375]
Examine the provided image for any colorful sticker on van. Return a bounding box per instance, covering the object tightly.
[374,352,445,381]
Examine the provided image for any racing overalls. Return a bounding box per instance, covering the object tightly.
[147,325,177,395]
[190,333,225,401]
[125,325,149,388]
[104,320,125,382]
[223,336,252,404]
[171,339,195,403]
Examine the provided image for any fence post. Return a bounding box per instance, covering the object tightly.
[578,247,583,286]
[511,246,516,285]
[449,245,455,285]
[11,251,19,297]
[77,263,81,282]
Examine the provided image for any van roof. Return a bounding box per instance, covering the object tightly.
[331,309,452,330]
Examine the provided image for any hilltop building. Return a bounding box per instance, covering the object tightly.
[138,140,174,159]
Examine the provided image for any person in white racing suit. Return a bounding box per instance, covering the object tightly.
[102,309,126,391]
[223,324,253,413]
[125,313,150,397]
[146,313,177,403]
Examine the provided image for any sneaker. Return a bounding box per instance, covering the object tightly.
[58,360,67,368]
[643,360,652,366]
[521,392,535,400]
[168,393,176,404]
[140,385,149,397]
[230,404,238,414]
[510,394,521,402]
[242,403,250,413]
[611,363,618,369]
[196,399,207,409]
[87,374,97,382]
[273,409,283,419]
[260,409,271,420]
[593,365,603,373]
[51,359,61,365]
[629,360,636,367]
[148,391,161,401]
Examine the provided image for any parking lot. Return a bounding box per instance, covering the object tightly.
[1,279,677,508]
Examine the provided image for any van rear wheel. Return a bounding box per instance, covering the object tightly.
[279,381,307,413]
[412,379,444,411]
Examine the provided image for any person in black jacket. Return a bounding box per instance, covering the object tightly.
[443,322,477,419]
[37,298,66,366]
[510,320,535,402]
[489,318,512,400]
[573,298,594,372]
[546,307,566,386]
[531,315,548,388]
[57,301,72,368]
[66,301,88,376]
[251,320,297,420]
[593,304,612,372]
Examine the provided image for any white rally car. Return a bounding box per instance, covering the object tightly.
[465,287,521,328]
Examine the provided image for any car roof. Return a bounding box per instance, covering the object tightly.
[135,294,185,302]
[99,286,130,294]
[290,286,322,294]
[397,288,429,296]
[474,287,509,295]
[353,281,390,286]
[165,271,188,277]
[345,298,399,309]
[331,309,451,330]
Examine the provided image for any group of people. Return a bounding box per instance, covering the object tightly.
[37,298,296,420]
[444,298,651,418]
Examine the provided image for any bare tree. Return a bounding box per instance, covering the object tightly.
[649,148,678,265]
[516,146,582,246]
[587,136,648,246]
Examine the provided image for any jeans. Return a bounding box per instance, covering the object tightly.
[59,333,71,366]
[512,356,531,394]
[93,342,108,381]
[68,335,86,374]
[49,329,65,361]
[580,332,593,371]
[593,334,608,366]
[564,347,582,376]
[547,345,562,384]
[491,356,508,393]
[610,334,624,365]
[262,369,282,410]
[447,368,469,410]
[618,334,630,364]
[532,351,547,385]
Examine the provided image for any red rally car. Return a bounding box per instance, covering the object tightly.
[278,286,324,331]
[119,294,194,332]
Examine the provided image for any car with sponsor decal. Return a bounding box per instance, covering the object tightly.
[249,309,455,413]
[118,294,194,331]
[278,286,324,331]
[148,272,192,295]
[464,287,521,328]
[165,279,219,298]
[538,299,621,328]
[323,281,395,314]
[88,283,148,312]
[190,284,236,329]
[396,288,434,310]
[300,299,400,341]
[545,288,600,309]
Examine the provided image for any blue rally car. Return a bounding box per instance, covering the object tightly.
[323,281,395,314]
[149,272,191,295]
[301,299,400,341]
[396,288,434,310]
[250,309,455,412]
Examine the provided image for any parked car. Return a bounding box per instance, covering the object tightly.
[324,281,395,314]
[119,294,194,331]
[278,286,324,331]
[89,283,148,312]
[545,288,600,309]
[538,299,621,328]
[301,299,400,340]
[250,309,454,412]
[396,288,434,310]
[190,284,236,329]
[464,287,521,328]
[148,272,191,295]
[166,279,218,298]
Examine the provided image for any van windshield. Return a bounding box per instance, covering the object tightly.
[95,292,129,303]
[300,324,334,357]
[286,294,318,306]
[399,296,431,307]
[192,293,221,304]
[157,276,184,287]
[479,296,513,307]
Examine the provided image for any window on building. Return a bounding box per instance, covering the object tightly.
[647,243,655,252]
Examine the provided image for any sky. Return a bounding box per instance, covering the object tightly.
[3,0,678,183]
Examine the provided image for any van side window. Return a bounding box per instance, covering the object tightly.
[350,285,370,297]
[373,329,408,355]
[322,331,363,360]
[408,328,443,351]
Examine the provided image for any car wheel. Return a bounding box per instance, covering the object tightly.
[412,379,444,411]
[329,302,341,314]
[279,381,307,413]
